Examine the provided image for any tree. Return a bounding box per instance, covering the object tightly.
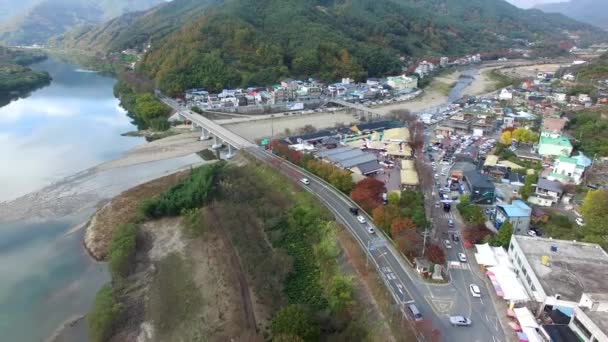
[463,224,492,245]
[388,192,401,206]
[271,305,320,341]
[395,229,423,260]
[580,189,608,245]
[488,221,513,249]
[520,173,538,200]
[500,130,513,145]
[390,217,417,238]
[426,243,446,265]
[327,276,355,312]
[372,205,400,233]
[351,178,386,212]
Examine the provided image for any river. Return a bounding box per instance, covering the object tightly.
[0,58,202,341]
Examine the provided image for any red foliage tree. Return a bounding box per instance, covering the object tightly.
[395,229,423,260]
[351,178,386,212]
[390,217,416,238]
[372,205,400,233]
[462,224,492,245]
[425,243,446,265]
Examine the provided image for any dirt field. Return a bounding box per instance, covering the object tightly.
[499,63,563,79]
[84,171,192,260]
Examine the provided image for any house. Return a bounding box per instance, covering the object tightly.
[562,73,576,81]
[499,88,514,101]
[538,133,573,158]
[508,236,608,330]
[435,126,454,137]
[386,75,418,92]
[548,155,587,185]
[463,171,495,205]
[495,200,532,234]
[440,57,449,67]
[569,302,608,342]
[531,178,564,207]
[444,113,475,135]
[542,118,568,135]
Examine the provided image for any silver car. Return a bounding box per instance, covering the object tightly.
[449,316,472,326]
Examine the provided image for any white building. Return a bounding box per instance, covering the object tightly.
[499,88,513,101]
[563,73,576,81]
[548,155,589,185]
[386,75,418,92]
[508,236,608,310]
[440,57,449,67]
[570,296,608,342]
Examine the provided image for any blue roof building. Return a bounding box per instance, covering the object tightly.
[495,200,532,235]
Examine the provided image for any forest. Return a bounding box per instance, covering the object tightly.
[58,0,606,95]
[0,46,51,106]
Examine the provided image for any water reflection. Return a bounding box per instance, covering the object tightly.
[0,59,143,201]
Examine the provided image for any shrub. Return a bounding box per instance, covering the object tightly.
[271,304,320,341]
[88,284,123,342]
[107,223,138,278]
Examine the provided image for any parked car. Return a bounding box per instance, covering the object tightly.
[469,284,481,298]
[458,253,467,262]
[527,230,537,237]
[444,239,452,249]
[576,217,585,226]
[449,316,472,326]
[356,215,367,224]
[448,219,454,227]
[300,178,310,185]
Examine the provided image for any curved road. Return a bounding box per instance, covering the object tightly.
[247,147,507,342]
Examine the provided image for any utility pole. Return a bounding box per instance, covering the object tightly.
[421,222,432,256]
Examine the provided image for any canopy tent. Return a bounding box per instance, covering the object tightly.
[474,243,498,267]
[521,327,543,342]
[486,266,530,302]
[514,307,539,328]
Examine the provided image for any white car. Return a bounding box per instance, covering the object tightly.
[458,253,467,262]
[366,224,375,234]
[576,217,585,226]
[469,284,481,297]
[449,316,472,326]
[444,239,452,249]
[356,215,367,224]
[434,174,439,179]
[527,230,537,236]
[300,178,310,185]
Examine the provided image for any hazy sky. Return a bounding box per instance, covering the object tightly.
[506,0,568,9]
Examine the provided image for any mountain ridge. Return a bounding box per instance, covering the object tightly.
[58,0,607,94]
[536,0,608,30]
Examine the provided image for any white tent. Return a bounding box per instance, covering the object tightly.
[475,243,498,267]
[486,266,529,302]
[521,327,543,342]
[514,307,538,328]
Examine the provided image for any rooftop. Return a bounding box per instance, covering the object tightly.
[537,178,564,193]
[498,200,531,218]
[583,309,608,338]
[540,135,573,148]
[464,170,495,189]
[558,156,578,165]
[514,236,608,302]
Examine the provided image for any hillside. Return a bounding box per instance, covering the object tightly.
[62,0,605,94]
[537,0,608,29]
[0,46,51,106]
[0,0,164,45]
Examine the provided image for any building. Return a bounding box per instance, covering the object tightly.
[542,118,568,135]
[499,88,513,101]
[532,178,564,207]
[569,300,608,342]
[508,235,608,310]
[495,200,531,234]
[538,133,573,158]
[440,56,449,67]
[463,171,495,205]
[548,155,587,185]
[386,75,418,92]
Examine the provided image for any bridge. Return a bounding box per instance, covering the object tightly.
[159,95,255,158]
[325,98,385,118]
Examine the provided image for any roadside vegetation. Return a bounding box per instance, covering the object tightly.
[485,68,519,92]
[568,110,608,157]
[87,160,399,341]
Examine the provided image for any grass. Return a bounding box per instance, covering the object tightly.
[107,223,138,279]
[484,69,518,92]
[87,284,123,342]
[148,253,203,340]
[432,80,457,96]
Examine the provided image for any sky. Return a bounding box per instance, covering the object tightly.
[505,0,569,9]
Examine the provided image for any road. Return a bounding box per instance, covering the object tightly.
[247,147,507,342]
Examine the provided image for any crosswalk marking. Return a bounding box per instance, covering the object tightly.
[448,261,470,270]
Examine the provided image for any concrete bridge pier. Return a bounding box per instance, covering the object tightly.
[191,122,198,131]
[200,127,211,140]
[212,136,223,149]
[225,144,235,159]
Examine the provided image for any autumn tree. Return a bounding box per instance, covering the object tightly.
[487,221,513,249]
[390,217,417,238]
[396,229,423,260]
[351,178,386,212]
[425,243,446,265]
[463,224,492,245]
[500,130,513,145]
[372,205,400,233]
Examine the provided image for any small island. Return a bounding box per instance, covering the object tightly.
[0,46,52,106]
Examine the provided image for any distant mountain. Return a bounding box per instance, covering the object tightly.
[0,0,165,45]
[536,0,608,29]
[59,0,606,95]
